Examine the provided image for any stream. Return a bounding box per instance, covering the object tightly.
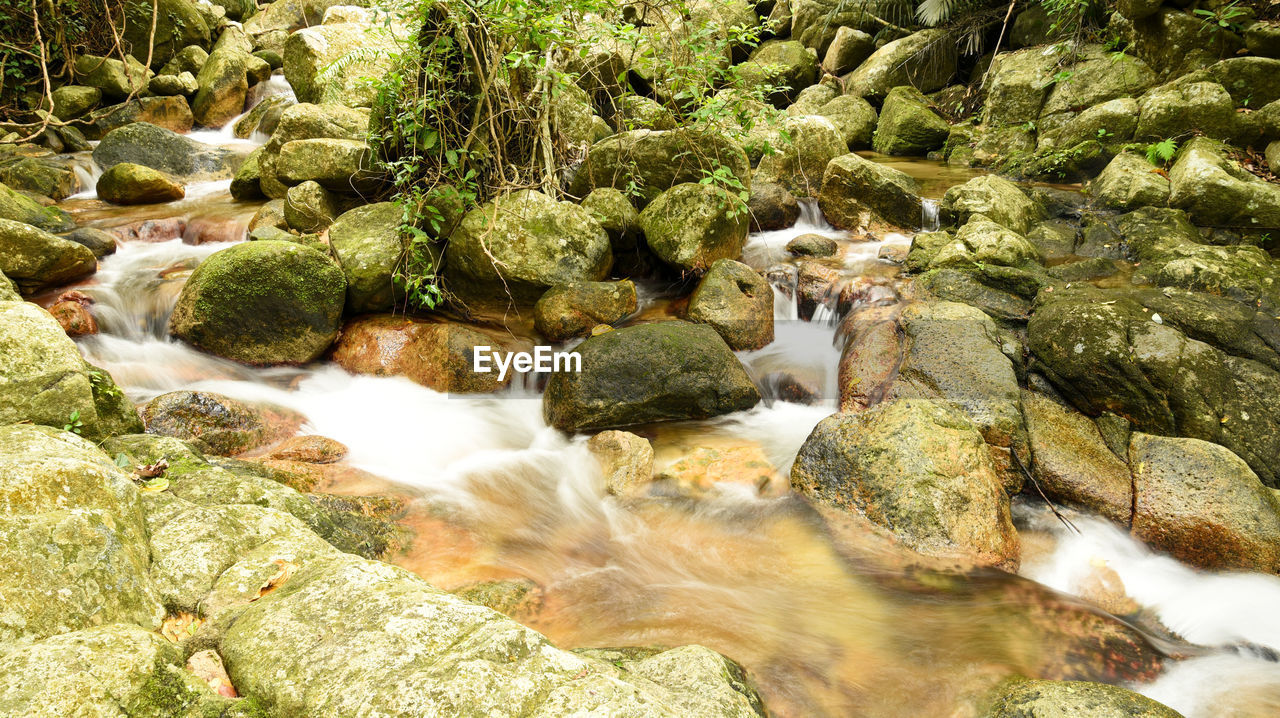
[48,88,1280,717]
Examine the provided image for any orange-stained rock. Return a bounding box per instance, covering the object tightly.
[49,299,98,336]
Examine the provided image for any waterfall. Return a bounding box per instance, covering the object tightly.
[921,198,940,232]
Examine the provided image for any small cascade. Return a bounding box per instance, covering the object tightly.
[66,152,103,200]
[186,72,296,147]
[921,198,941,232]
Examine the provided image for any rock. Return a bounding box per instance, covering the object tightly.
[0,425,163,642]
[1168,136,1280,228]
[818,152,922,229]
[264,435,348,463]
[148,71,199,96]
[93,122,238,180]
[284,180,340,233]
[50,85,101,120]
[328,202,404,313]
[982,47,1058,126]
[872,86,950,156]
[0,180,74,232]
[534,281,638,341]
[141,390,292,456]
[843,29,957,100]
[823,26,874,75]
[60,227,117,259]
[588,430,655,495]
[686,259,773,350]
[170,240,346,365]
[49,298,98,337]
[1037,98,1139,153]
[983,679,1183,717]
[230,149,264,200]
[0,157,80,201]
[1202,56,1280,106]
[73,54,151,100]
[284,21,405,106]
[738,39,818,106]
[612,95,677,131]
[747,181,799,231]
[814,95,878,150]
[446,189,611,306]
[249,199,289,233]
[791,399,1020,570]
[657,442,783,496]
[755,115,846,197]
[786,234,837,257]
[1090,152,1169,211]
[790,0,873,53]
[1135,81,1235,142]
[160,45,209,76]
[582,187,643,251]
[87,95,196,136]
[122,0,210,66]
[1022,391,1132,523]
[543,321,760,431]
[235,93,294,139]
[96,162,185,205]
[1246,22,1280,58]
[331,315,515,393]
[1130,433,1280,573]
[275,138,374,190]
[639,183,750,273]
[569,129,750,207]
[787,83,839,117]
[940,175,1044,234]
[0,219,96,293]
[1039,46,1155,119]
[192,48,252,128]
[244,0,356,34]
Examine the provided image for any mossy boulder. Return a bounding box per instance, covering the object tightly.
[141,390,288,456]
[1202,56,1280,106]
[872,86,950,156]
[93,122,239,180]
[230,148,264,200]
[927,215,1042,270]
[582,187,643,251]
[0,220,96,293]
[842,29,957,100]
[1038,46,1155,119]
[822,26,874,75]
[983,679,1183,717]
[1089,152,1169,211]
[0,180,74,232]
[445,189,611,306]
[569,129,750,207]
[737,39,819,107]
[1036,97,1138,152]
[1167,136,1280,228]
[639,183,750,273]
[73,54,151,100]
[791,398,1020,570]
[96,163,185,205]
[284,21,404,107]
[169,240,347,365]
[328,202,404,313]
[755,115,846,197]
[814,95,877,150]
[275,138,375,191]
[982,47,1058,126]
[940,175,1044,234]
[1135,80,1235,142]
[687,259,773,350]
[1022,391,1133,523]
[818,151,922,229]
[534,281,638,341]
[122,0,210,67]
[191,48,252,128]
[160,45,208,76]
[543,321,760,431]
[86,95,196,137]
[283,180,340,233]
[746,180,799,231]
[50,85,101,120]
[0,157,80,201]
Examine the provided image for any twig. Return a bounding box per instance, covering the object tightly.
[1012,448,1080,534]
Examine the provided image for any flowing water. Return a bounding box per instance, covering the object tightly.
[48,90,1280,716]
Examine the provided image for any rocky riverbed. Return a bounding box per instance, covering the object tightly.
[4,0,1280,716]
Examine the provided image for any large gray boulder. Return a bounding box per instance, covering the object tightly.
[93,122,239,180]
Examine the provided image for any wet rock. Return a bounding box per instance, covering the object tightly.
[1022,391,1132,523]
[452,578,542,617]
[331,314,515,393]
[534,281,637,341]
[73,54,151,100]
[569,129,750,206]
[328,202,404,313]
[284,20,405,107]
[0,180,74,232]
[93,122,238,180]
[50,85,101,120]
[791,399,1020,570]
[1130,433,1280,573]
[1089,152,1169,211]
[87,95,196,136]
[229,148,264,200]
[544,321,760,431]
[0,156,80,201]
[1168,136,1280,228]
[842,29,957,100]
[0,424,163,642]
[588,430,655,495]
[234,93,293,139]
[823,26,874,75]
[737,40,818,107]
[755,115,846,198]
[49,296,98,337]
[0,219,96,293]
[983,679,1183,717]
[658,442,783,497]
[687,259,773,350]
[639,183,749,273]
[940,175,1044,234]
[746,181,799,231]
[263,435,348,464]
[283,180,340,233]
[814,95,878,150]
[818,151,922,229]
[872,86,950,156]
[786,233,837,257]
[170,240,346,365]
[192,48,253,128]
[96,162,186,205]
[446,189,611,306]
[142,390,298,456]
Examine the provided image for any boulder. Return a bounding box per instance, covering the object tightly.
[160,45,209,76]
[814,95,877,150]
[755,115,845,197]
[982,47,1058,126]
[1135,81,1235,142]
[639,183,750,273]
[244,0,358,34]
[283,180,341,233]
[234,93,294,139]
[1130,433,1280,573]
[73,54,151,100]
[818,152,922,229]
[940,175,1044,234]
[534,281,638,341]
[96,163,185,205]
[687,259,773,350]
[588,430,655,495]
[87,95,195,136]
[1038,47,1155,119]
[328,202,404,313]
[822,26,874,75]
[284,21,405,106]
[1247,22,1280,58]
[612,95,678,132]
[1167,136,1280,228]
[0,180,74,232]
[331,315,518,393]
[170,240,347,365]
[192,48,253,128]
[93,122,238,180]
[1090,152,1169,211]
[1202,56,1280,106]
[141,390,293,455]
[984,679,1183,717]
[747,180,799,231]
[791,0,876,54]
[122,0,210,66]
[569,129,750,206]
[1036,98,1139,152]
[50,85,101,120]
[786,234,838,257]
[275,138,374,190]
[791,399,1020,570]
[872,86,950,156]
[0,220,96,293]
[787,83,839,117]
[843,29,957,100]
[543,321,760,431]
[737,40,819,106]
[0,157,80,201]
[582,187,643,251]
[1022,391,1133,523]
[445,189,611,306]
[923,215,1042,270]
[48,297,98,337]
[230,148,264,200]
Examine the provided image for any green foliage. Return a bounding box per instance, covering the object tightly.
[1145,138,1179,166]
[0,0,128,112]
[63,409,83,435]
[1194,1,1249,34]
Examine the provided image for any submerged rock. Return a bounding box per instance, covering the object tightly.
[588,430,655,495]
[142,390,300,456]
[544,321,760,431]
[983,679,1183,717]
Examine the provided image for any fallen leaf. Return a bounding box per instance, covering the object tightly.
[161,613,203,643]
[135,459,168,479]
[187,650,238,698]
[252,559,298,601]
